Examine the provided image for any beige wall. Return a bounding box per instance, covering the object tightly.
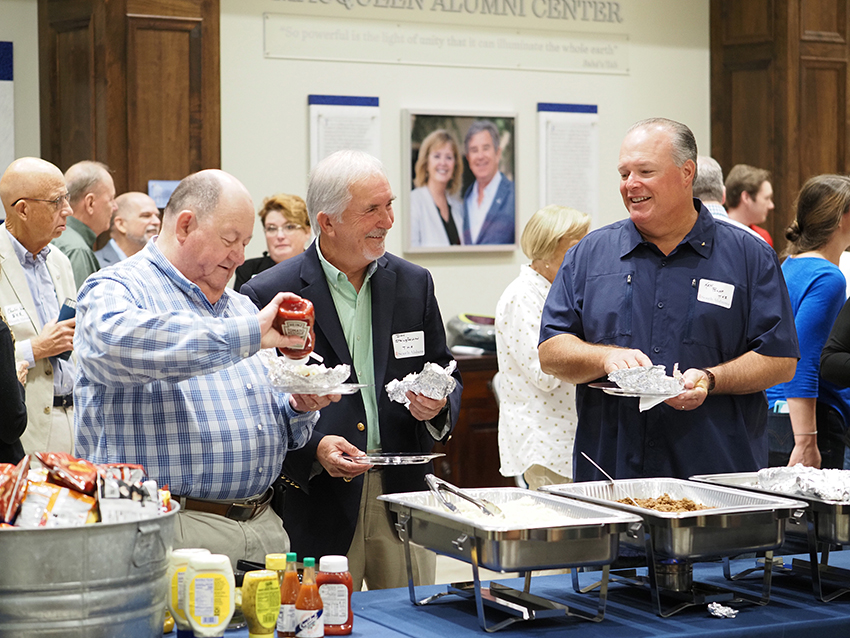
[1,0,711,323]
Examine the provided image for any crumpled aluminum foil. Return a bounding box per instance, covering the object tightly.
[707,602,738,618]
[386,361,457,407]
[757,464,850,502]
[608,364,684,395]
[259,348,351,392]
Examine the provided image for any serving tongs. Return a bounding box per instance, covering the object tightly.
[580,452,641,508]
[425,474,503,517]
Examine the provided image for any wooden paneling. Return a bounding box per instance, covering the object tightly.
[728,64,775,168]
[800,0,845,41]
[721,0,775,44]
[799,59,846,180]
[38,0,220,193]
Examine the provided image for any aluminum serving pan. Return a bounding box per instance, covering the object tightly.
[691,471,850,545]
[541,478,806,560]
[380,487,642,572]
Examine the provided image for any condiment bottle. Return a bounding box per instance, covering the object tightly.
[294,557,323,637]
[230,570,248,631]
[274,297,315,359]
[242,569,282,638]
[278,552,300,637]
[265,553,287,634]
[185,553,235,638]
[317,555,353,635]
[166,547,211,638]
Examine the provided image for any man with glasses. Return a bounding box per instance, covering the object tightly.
[0,157,77,453]
[52,160,118,289]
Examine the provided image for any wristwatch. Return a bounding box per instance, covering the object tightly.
[698,368,716,394]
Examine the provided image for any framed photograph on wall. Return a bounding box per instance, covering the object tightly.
[402,110,517,253]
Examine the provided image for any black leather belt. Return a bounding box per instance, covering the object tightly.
[174,488,273,522]
[53,394,73,408]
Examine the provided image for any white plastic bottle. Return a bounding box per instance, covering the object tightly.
[185,553,236,637]
[166,547,211,638]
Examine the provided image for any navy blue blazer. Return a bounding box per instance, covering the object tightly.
[241,242,463,557]
[462,172,515,245]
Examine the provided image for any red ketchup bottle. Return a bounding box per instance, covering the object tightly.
[274,297,315,360]
[316,555,353,635]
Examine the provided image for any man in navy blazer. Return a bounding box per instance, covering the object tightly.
[242,150,462,591]
[462,120,515,245]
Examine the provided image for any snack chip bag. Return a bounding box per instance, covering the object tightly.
[0,455,30,523]
[17,481,98,528]
[36,451,99,495]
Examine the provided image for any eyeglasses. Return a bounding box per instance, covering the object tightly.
[12,193,71,209]
[265,223,304,235]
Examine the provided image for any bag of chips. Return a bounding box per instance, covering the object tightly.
[0,455,30,524]
[35,451,99,495]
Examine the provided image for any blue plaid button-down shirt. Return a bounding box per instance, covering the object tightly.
[74,240,317,500]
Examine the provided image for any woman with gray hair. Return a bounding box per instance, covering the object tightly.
[495,205,590,489]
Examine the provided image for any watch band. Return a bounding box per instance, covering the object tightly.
[698,368,716,393]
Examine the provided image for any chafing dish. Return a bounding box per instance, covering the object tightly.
[541,478,806,616]
[692,471,850,601]
[380,487,642,631]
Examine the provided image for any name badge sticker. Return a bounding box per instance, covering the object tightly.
[697,279,735,309]
[4,304,28,326]
[392,331,425,359]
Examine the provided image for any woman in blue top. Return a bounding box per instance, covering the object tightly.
[766,174,850,469]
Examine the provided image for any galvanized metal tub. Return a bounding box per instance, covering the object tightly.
[0,504,178,638]
[541,478,806,560]
[380,487,642,572]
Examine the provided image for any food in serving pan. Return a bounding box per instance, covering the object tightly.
[757,464,850,502]
[617,493,713,512]
[449,495,581,526]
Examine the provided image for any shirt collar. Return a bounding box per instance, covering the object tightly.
[315,236,378,293]
[619,198,715,260]
[6,225,50,266]
[66,216,98,246]
[144,238,231,313]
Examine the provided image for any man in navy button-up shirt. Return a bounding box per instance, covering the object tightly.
[539,118,799,481]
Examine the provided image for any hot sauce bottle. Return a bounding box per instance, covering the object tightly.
[274,297,315,360]
[278,552,300,637]
[294,557,323,638]
[316,555,353,635]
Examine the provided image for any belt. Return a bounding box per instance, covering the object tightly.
[175,488,273,522]
[53,394,73,408]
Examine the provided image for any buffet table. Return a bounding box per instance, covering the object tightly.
[214,552,850,638]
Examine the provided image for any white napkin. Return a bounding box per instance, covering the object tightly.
[640,392,682,412]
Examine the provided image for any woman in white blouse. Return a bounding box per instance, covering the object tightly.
[495,205,590,490]
[409,129,465,247]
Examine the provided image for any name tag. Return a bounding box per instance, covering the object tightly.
[4,304,28,326]
[392,331,425,359]
[697,279,734,309]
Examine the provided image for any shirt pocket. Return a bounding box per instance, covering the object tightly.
[583,271,634,342]
[683,281,742,358]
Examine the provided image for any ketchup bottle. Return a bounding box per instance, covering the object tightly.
[274,297,315,360]
[278,552,300,637]
[294,557,323,637]
[317,555,353,635]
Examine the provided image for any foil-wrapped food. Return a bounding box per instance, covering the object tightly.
[260,349,351,392]
[386,361,457,407]
[757,464,850,502]
[608,364,684,395]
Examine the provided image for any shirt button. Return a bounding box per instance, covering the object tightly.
[242,352,250,358]
[258,467,263,473]
[44,406,51,415]
[657,302,664,309]
[246,383,253,390]
[653,347,660,353]
[661,261,667,267]
[648,441,656,448]
[258,424,263,431]
[357,422,366,432]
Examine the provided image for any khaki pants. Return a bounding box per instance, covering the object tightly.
[523,464,571,492]
[346,470,436,591]
[172,503,289,569]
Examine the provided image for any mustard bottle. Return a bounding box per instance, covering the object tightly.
[185,553,236,638]
[166,547,211,638]
[242,569,283,638]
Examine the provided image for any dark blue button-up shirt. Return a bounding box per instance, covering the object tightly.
[540,201,799,481]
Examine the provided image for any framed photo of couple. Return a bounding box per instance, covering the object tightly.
[402,110,517,253]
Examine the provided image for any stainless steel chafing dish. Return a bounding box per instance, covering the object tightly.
[380,487,642,631]
[541,478,807,616]
[691,471,850,601]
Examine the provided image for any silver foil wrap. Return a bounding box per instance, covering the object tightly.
[608,364,684,395]
[707,602,738,618]
[260,348,351,391]
[757,465,850,502]
[386,361,458,407]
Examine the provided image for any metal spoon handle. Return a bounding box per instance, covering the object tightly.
[580,452,641,508]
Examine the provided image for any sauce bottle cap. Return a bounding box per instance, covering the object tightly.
[265,553,287,570]
[286,552,298,562]
[319,555,349,573]
[303,557,316,568]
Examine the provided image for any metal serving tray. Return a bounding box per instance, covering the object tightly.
[691,472,850,545]
[541,478,806,560]
[380,488,642,572]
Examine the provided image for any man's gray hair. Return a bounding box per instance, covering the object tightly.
[65,161,111,206]
[627,118,698,180]
[163,171,222,221]
[693,156,724,202]
[306,150,387,233]
[464,120,500,155]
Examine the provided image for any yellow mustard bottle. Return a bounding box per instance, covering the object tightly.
[166,547,211,638]
[243,569,283,638]
[185,553,236,638]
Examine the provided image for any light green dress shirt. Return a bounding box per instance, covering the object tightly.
[316,240,382,452]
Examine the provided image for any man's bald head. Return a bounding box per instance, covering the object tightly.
[112,191,161,256]
[0,157,65,215]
